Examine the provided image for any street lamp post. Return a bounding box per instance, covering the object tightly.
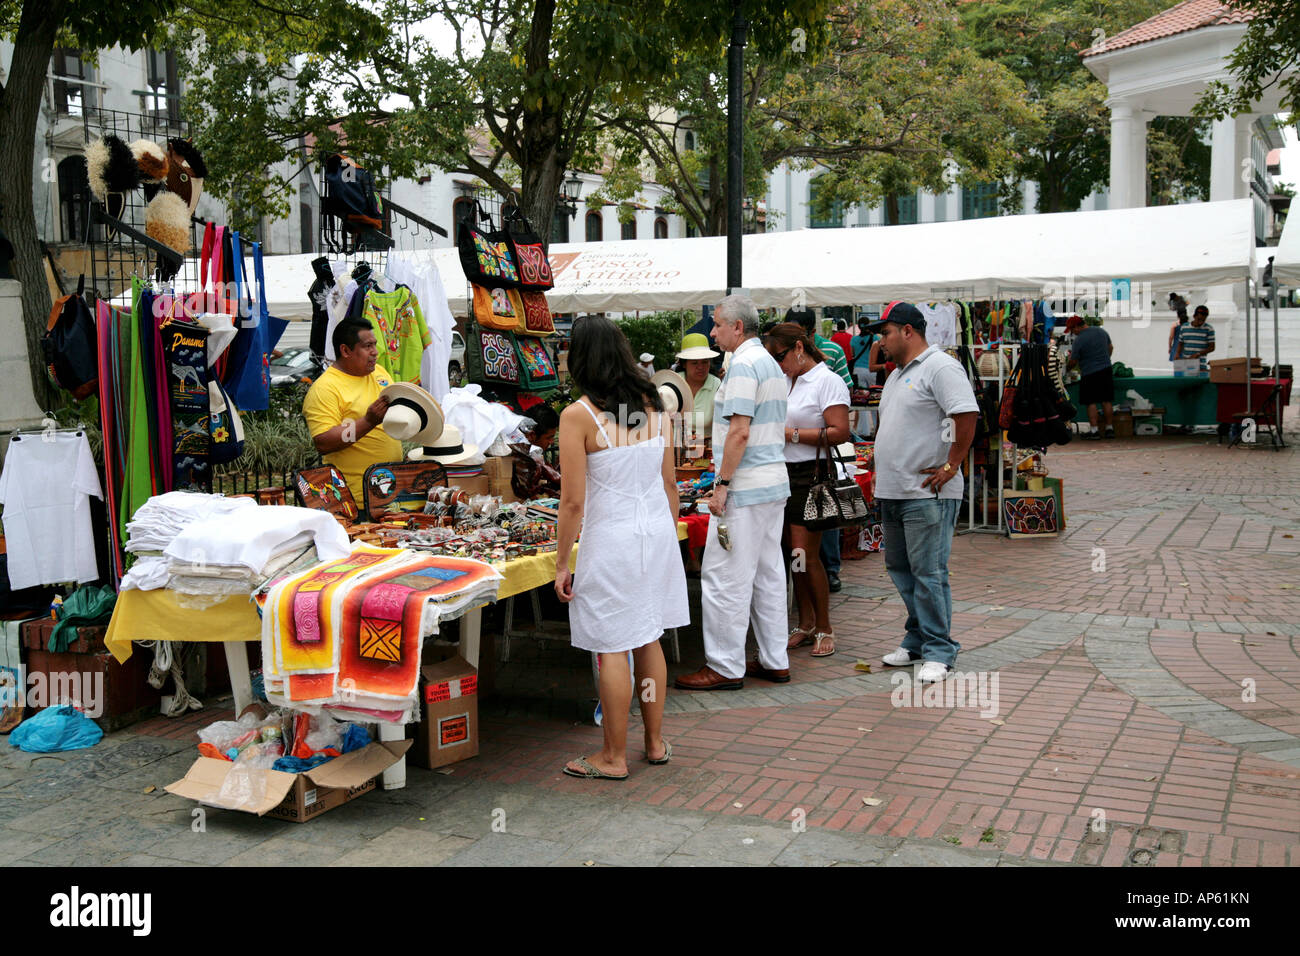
[727,0,747,293]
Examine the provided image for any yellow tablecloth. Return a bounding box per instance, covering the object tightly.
[105,522,688,660]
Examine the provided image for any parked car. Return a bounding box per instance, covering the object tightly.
[449,331,466,386]
[270,347,323,388]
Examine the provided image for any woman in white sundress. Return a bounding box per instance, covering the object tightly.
[555,315,689,780]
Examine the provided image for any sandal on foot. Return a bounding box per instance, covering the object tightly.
[563,756,628,780]
[810,632,836,657]
[647,740,672,765]
[788,626,814,649]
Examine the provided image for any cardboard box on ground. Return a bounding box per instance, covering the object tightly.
[166,739,412,823]
[411,646,479,770]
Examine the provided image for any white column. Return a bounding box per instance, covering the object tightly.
[1207,115,1254,323]
[1108,101,1148,209]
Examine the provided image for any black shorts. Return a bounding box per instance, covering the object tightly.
[1079,366,1114,406]
[785,460,820,527]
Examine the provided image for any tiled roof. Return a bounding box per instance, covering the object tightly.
[1082,0,1255,58]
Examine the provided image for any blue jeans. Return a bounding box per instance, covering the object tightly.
[819,524,841,575]
[880,498,961,667]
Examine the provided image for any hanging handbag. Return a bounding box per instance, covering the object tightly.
[457,203,520,289]
[43,281,98,400]
[802,430,869,531]
[514,335,558,391]
[997,353,1023,429]
[517,290,556,335]
[473,325,522,385]
[502,204,554,291]
[472,283,525,331]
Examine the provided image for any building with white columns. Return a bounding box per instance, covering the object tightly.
[1083,0,1292,319]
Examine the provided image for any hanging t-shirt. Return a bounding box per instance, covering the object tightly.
[916,302,959,349]
[0,431,103,589]
[359,287,432,384]
[784,361,850,463]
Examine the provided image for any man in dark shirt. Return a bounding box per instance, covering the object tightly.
[1068,318,1115,438]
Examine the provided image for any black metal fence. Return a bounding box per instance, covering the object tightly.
[213,468,297,498]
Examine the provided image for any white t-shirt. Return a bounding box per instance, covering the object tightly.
[0,432,102,589]
[784,361,850,463]
[916,302,959,349]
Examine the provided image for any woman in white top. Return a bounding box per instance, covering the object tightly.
[764,323,850,660]
[555,316,688,780]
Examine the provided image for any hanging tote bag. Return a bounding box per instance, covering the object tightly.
[472,283,526,331]
[222,233,272,411]
[502,205,554,291]
[514,336,558,391]
[43,283,99,400]
[473,325,522,385]
[518,290,556,335]
[457,203,520,289]
[802,431,869,531]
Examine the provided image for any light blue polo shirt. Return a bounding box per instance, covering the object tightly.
[712,337,790,507]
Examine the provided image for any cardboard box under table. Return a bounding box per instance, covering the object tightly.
[165,740,411,822]
[412,648,478,770]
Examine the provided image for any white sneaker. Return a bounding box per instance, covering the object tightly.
[917,661,950,683]
[882,648,922,667]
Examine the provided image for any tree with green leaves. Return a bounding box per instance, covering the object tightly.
[1,0,174,403]
[170,0,831,241]
[959,0,1211,213]
[588,0,1042,234]
[1197,0,1300,120]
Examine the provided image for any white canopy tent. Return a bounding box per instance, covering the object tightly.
[1273,208,1300,286]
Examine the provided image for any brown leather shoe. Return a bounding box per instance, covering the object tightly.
[745,660,791,683]
[674,666,744,691]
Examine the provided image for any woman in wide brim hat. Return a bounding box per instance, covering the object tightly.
[380,382,444,445]
[674,333,721,442]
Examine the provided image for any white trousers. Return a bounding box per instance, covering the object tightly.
[701,498,789,679]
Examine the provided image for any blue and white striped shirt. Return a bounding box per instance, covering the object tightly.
[713,337,790,507]
[1178,323,1215,370]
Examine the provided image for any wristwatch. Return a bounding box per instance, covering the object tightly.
[942,463,953,472]
[791,428,799,445]
[717,478,731,487]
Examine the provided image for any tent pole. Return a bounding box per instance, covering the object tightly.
[1272,261,1283,448]
[1245,280,1252,421]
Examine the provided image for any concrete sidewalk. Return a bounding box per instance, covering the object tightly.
[3,432,1298,866]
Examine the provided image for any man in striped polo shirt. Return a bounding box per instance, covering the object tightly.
[1176,306,1216,371]
[677,295,792,690]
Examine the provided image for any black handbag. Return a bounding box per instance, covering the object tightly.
[502,205,555,291]
[457,202,521,289]
[802,431,869,531]
[42,284,98,400]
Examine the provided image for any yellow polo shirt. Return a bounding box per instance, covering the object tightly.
[302,364,401,506]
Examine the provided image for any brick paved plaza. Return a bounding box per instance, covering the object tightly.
[3,431,1297,867]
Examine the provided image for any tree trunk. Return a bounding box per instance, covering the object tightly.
[520,149,563,251]
[1,0,65,411]
[885,193,900,225]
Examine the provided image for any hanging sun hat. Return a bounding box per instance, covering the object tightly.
[651,369,693,417]
[381,382,444,445]
[408,423,479,465]
[676,332,718,361]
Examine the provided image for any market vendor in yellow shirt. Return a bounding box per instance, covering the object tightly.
[302,318,400,504]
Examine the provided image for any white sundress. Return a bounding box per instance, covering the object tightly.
[568,400,690,653]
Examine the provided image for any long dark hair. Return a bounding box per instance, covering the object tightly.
[764,322,826,364]
[568,315,663,424]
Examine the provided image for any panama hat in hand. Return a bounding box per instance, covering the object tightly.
[652,369,693,417]
[381,382,444,445]
[675,333,718,361]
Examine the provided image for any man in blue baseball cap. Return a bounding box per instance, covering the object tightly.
[866,302,979,684]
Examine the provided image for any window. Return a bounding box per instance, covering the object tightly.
[808,176,843,229]
[145,49,181,126]
[452,197,476,246]
[621,216,636,240]
[884,191,918,225]
[57,156,98,243]
[684,130,696,152]
[654,217,668,239]
[961,182,999,220]
[585,210,602,243]
[52,48,94,116]
[551,212,569,244]
[685,222,697,238]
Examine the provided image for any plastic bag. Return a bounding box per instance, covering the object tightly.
[9,705,103,752]
[197,710,287,761]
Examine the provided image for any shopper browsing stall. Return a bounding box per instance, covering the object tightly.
[555,316,687,779]
[764,322,850,662]
[1067,316,1116,439]
[870,303,978,684]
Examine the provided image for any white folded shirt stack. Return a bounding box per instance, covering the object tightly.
[121,492,351,596]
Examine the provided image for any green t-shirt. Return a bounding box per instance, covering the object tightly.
[817,335,853,386]
[360,287,432,384]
